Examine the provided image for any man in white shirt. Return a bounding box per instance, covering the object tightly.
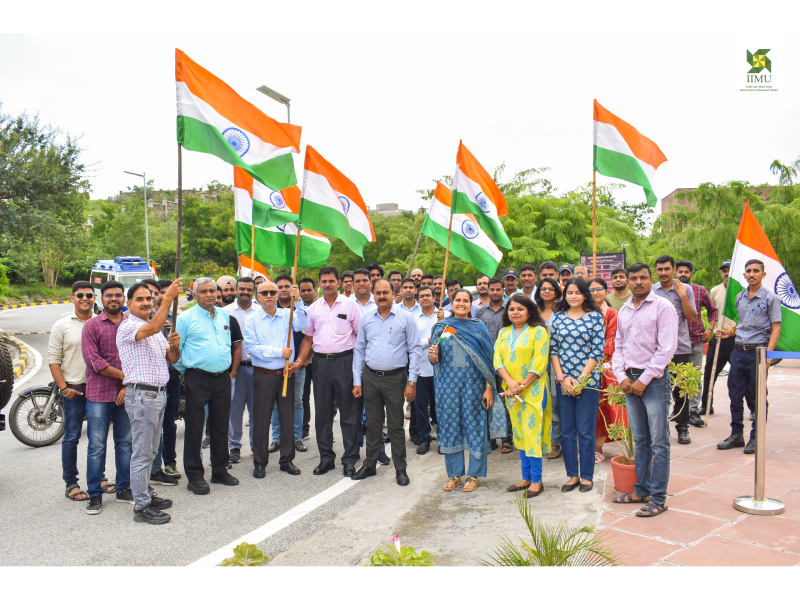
[399,278,421,315]
[350,268,376,314]
[416,285,449,455]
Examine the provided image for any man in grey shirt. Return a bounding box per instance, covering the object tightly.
[653,255,697,445]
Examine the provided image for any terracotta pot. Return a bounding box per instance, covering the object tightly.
[703,342,709,356]
[610,455,638,494]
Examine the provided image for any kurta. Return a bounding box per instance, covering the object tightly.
[494,324,552,457]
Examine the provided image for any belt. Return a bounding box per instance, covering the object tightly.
[317,349,353,360]
[254,366,285,376]
[186,367,229,378]
[735,343,761,351]
[625,368,645,376]
[65,383,85,389]
[128,383,166,393]
[366,365,406,377]
[240,359,253,367]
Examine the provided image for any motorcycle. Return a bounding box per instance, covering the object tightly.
[9,382,65,447]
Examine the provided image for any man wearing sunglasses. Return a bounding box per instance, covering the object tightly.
[49,281,95,503]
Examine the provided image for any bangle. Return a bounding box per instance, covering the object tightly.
[60,386,68,393]
[729,328,735,336]
[556,375,566,384]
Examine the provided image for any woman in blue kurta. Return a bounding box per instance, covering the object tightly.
[429,289,507,492]
[550,277,605,493]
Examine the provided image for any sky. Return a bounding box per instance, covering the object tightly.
[2,3,798,220]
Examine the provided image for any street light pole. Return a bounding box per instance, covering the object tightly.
[124,170,150,263]
[256,84,291,124]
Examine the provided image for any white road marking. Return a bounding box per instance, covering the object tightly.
[189,477,360,567]
[12,341,42,390]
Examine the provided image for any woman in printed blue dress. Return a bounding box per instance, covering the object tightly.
[549,277,605,492]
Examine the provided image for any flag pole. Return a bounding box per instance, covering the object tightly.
[592,170,597,277]
[406,230,424,278]
[440,213,454,306]
[237,254,241,277]
[171,144,183,332]
[704,338,722,426]
[282,224,302,397]
[251,221,256,279]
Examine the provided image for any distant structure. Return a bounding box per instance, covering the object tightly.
[368,203,410,218]
[105,186,229,215]
[660,186,776,214]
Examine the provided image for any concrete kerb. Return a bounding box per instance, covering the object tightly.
[0,294,188,311]
[1,334,30,379]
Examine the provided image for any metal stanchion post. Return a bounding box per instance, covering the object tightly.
[733,346,785,515]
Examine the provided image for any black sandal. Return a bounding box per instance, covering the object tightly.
[501,442,514,454]
[65,485,89,501]
[636,500,668,517]
[100,480,115,494]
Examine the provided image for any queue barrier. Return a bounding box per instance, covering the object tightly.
[732,348,800,516]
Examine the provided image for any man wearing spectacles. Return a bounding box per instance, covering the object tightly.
[81,280,133,515]
[49,281,95,503]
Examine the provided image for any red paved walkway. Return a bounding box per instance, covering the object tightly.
[598,359,800,566]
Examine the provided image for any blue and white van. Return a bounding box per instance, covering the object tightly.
[91,256,155,311]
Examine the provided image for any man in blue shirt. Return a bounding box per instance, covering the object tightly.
[351,279,422,486]
[175,277,238,494]
[244,280,309,478]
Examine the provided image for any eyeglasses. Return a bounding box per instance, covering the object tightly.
[74,292,94,300]
[104,293,124,299]
[539,287,556,293]
[588,287,605,293]
[258,290,278,297]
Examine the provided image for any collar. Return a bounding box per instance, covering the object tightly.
[419,308,437,318]
[355,293,375,306]
[374,303,399,319]
[625,290,656,309]
[744,285,765,299]
[99,310,126,322]
[71,311,91,322]
[653,280,676,293]
[402,300,420,311]
[234,300,256,312]
[487,301,505,313]
[258,306,283,320]
[127,313,147,324]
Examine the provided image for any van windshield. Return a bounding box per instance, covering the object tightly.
[117,274,152,288]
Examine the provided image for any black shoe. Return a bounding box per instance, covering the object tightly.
[187,478,211,494]
[351,466,377,480]
[378,452,391,465]
[744,438,756,454]
[410,436,420,446]
[416,442,430,455]
[689,413,705,428]
[295,440,307,452]
[382,433,391,444]
[561,480,580,492]
[302,429,310,440]
[210,473,240,486]
[150,469,178,486]
[253,464,266,478]
[116,489,135,504]
[717,433,745,450]
[313,463,335,475]
[280,462,301,475]
[268,441,280,453]
[86,495,102,515]
[343,465,356,478]
[396,470,410,486]
[579,481,594,492]
[150,493,173,510]
[229,448,241,463]
[749,412,755,421]
[134,504,171,525]
[202,436,211,449]
[677,429,691,445]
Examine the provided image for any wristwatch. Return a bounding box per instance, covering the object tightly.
[407,380,416,387]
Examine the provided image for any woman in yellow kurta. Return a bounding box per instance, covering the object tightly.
[493,294,551,498]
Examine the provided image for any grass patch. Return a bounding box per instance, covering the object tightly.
[1,284,73,305]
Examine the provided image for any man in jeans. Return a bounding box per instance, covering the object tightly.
[49,280,94,501]
[225,277,256,463]
[117,279,183,524]
[612,263,678,517]
[81,281,133,515]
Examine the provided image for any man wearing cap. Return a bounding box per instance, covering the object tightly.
[559,264,575,290]
[502,268,521,301]
[217,276,237,307]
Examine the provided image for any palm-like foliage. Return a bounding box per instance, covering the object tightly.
[482,494,624,566]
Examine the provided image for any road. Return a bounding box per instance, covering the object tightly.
[0,303,602,566]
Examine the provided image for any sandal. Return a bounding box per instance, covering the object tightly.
[595,452,605,463]
[507,482,530,493]
[463,477,479,492]
[636,500,668,517]
[501,442,514,454]
[443,476,462,491]
[65,485,89,501]
[613,492,650,504]
[526,482,545,498]
[546,446,562,459]
[100,480,115,494]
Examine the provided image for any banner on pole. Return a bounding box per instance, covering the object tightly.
[580,251,626,285]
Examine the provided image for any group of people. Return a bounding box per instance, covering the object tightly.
[48,252,782,524]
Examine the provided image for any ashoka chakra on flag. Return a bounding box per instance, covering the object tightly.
[223,127,250,157]
[776,273,800,309]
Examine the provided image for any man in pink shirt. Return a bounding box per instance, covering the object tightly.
[611,262,678,518]
[297,266,362,477]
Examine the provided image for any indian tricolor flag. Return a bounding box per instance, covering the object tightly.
[176,49,301,191]
[723,202,800,352]
[299,146,375,258]
[234,168,331,269]
[239,255,269,280]
[593,100,667,207]
[422,183,502,276]
[451,141,511,249]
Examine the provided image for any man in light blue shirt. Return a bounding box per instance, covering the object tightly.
[174,277,237,494]
[398,277,422,316]
[244,280,309,478]
[351,279,422,486]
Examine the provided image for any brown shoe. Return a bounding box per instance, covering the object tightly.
[442,476,462,491]
[526,482,545,497]
[463,477,479,492]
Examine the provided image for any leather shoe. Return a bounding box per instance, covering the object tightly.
[351,466,377,480]
[677,429,691,445]
[744,438,756,454]
[343,465,356,478]
[396,470,410,486]
[253,464,266,478]
[416,441,430,455]
[134,504,171,524]
[187,479,210,495]
[410,436,420,446]
[210,473,240,486]
[268,441,280,453]
[561,480,580,492]
[579,481,594,492]
[717,433,745,450]
[295,440,307,452]
[280,462,301,475]
[689,413,705,428]
[313,463,335,475]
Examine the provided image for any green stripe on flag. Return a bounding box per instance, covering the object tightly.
[450,191,512,249]
[253,199,299,228]
[299,200,370,258]
[177,115,297,191]
[235,222,330,268]
[593,146,657,207]
[421,217,500,276]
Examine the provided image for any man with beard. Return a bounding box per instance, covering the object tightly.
[352,279,421,486]
[81,281,132,515]
[217,276,237,306]
[607,268,632,311]
[675,260,718,427]
[410,268,424,290]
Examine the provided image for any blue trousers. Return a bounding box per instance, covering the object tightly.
[445,426,489,478]
[625,371,671,504]
[272,366,304,442]
[86,400,131,497]
[520,451,543,483]
[62,390,87,488]
[727,348,768,437]
[558,387,600,481]
[151,375,181,473]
